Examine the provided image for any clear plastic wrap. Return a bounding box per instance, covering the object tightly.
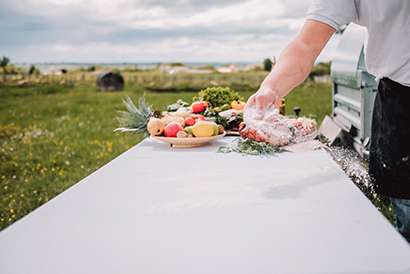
[239,104,318,147]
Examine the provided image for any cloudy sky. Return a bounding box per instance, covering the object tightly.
[0,0,341,64]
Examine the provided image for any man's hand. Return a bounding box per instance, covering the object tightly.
[244,86,280,120]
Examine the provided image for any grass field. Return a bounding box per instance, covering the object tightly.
[2,80,390,231]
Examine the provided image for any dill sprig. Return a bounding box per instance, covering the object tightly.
[316,133,331,146]
[217,138,282,157]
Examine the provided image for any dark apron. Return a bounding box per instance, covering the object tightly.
[369,78,410,199]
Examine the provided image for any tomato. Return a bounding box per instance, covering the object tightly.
[191,114,206,121]
[191,101,208,113]
[184,116,195,126]
[184,114,206,126]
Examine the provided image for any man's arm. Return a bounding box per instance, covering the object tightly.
[245,19,336,111]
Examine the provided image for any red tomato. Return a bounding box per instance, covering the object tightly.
[191,114,206,121]
[184,116,195,126]
[191,101,208,113]
[184,114,206,126]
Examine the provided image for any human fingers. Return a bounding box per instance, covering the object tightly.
[244,94,264,120]
[254,88,277,111]
[244,94,256,112]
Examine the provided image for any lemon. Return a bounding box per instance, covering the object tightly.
[191,121,214,137]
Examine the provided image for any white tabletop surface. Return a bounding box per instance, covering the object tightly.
[1,136,410,274]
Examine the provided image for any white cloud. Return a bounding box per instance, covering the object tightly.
[0,0,332,64]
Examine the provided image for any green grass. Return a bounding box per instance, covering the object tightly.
[0,83,206,229]
[0,80,335,230]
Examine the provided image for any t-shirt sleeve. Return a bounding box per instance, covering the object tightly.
[307,0,358,31]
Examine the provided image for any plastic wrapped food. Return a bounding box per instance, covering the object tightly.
[239,104,318,147]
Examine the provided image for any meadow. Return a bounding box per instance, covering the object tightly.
[1,79,393,231]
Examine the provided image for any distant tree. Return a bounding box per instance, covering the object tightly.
[29,65,36,75]
[308,61,332,81]
[0,56,9,68]
[1,56,10,83]
[198,64,214,70]
[87,66,96,72]
[166,62,185,67]
[263,58,272,71]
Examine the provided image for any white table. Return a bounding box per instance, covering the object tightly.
[1,136,410,274]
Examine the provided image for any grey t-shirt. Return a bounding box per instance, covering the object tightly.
[307,0,410,86]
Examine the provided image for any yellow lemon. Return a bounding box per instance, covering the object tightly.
[191,121,214,137]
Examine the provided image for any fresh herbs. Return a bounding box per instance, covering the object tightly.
[236,112,244,124]
[316,133,331,146]
[203,108,228,128]
[217,138,282,157]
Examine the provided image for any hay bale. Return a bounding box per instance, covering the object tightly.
[96,70,124,91]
